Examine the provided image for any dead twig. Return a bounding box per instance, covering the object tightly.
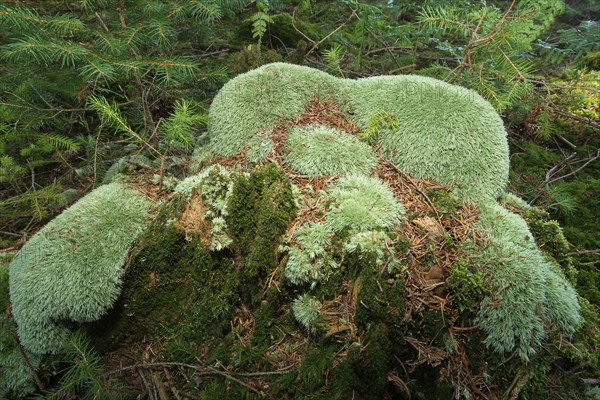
[306,9,357,56]
[545,148,599,185]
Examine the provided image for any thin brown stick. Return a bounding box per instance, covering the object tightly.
[15,336,45,391]
[306,9,357,56]
[137,367,155,400]
[545,149,599,184]
[551,108,600,129]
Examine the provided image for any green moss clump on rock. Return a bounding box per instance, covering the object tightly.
[208,64,340,157]
[324,175,405,233]
[230,45,283,76]
[209,63,509,203]
[88,195,240,348]
[9,183,152,354]
[344,75,509,202]
[447,257,488,314]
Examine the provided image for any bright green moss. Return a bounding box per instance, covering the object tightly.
[9,183,152,354]
[225,164,296,300]
[208,63,510,204]
[88,196,239,348]
[208,63,340,157]
[473,202,581,360]
[324,175,405,233]
[524,207,576,280]
[285,125,378,177]
[447,258,488,313]
[427,188,463,216]
[230,44,283,76]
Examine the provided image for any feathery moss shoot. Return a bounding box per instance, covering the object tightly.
[9,183,151,354]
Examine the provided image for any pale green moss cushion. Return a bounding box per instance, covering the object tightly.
[343,76,509,202]
[474,203,580,360]
[324,175,405,232]
[208,63,340,157]
[208,63,509,203]
[9,183,152,354]
[285,125,378,177]
[208,64,579,360]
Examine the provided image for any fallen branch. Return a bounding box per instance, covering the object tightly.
[545,148,600,185]
[106,361,293,396]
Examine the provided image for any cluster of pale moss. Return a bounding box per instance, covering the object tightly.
[175,164,235,251]
[209,63,508,203]
[208,63,581,360]
[2,63,581,380]
[8,183,152,354]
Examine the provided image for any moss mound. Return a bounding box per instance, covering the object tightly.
[208,63,509,203]
[285,124,378,177]
[3,64,590,399]
[9,183,152,354]
[1,254,41,399]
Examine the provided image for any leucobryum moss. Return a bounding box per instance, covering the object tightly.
[208,63,580,363]
[285,222,334,285]
[324,175,405,233]
[1,255,40,399]
[343,75,509,203]
[208,63,341,157]
[291,294,322,332]
[208,63,509,203]
[473,202,581,361]
[285,125,378,177]
[285,176,404,286]
[175,164,234,251]
[9,183,152,354]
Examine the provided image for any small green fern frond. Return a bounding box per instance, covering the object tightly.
[247,1,272,44]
